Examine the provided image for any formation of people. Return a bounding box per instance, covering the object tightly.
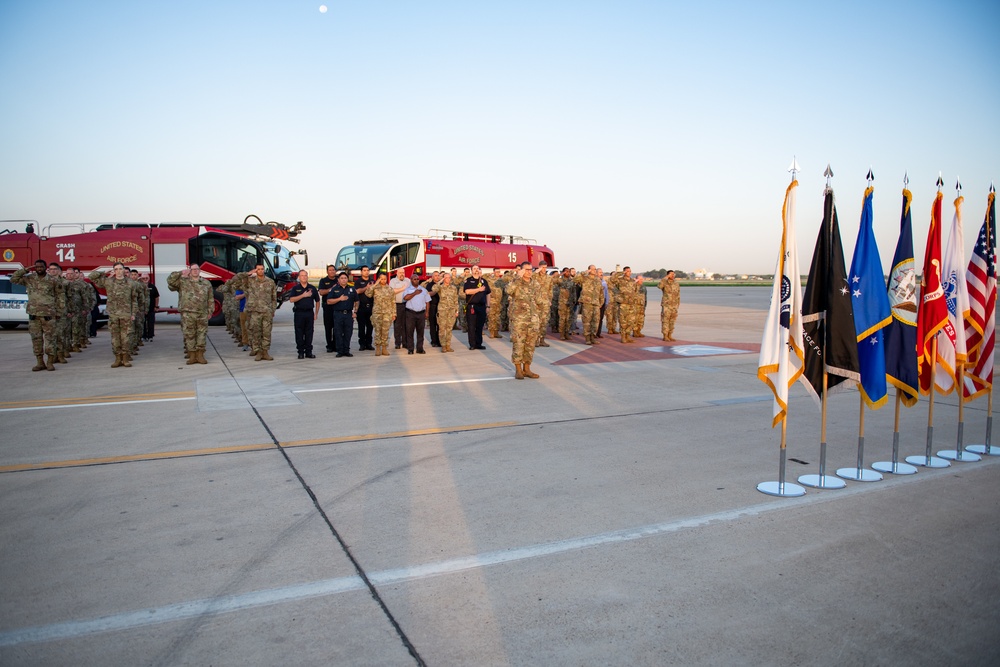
[11,260,157,370]
[12,259,681,380]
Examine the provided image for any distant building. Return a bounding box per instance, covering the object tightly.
[693,268,711,279]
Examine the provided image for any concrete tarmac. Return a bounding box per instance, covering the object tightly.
[1,288,997,666]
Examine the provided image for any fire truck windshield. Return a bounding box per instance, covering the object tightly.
[334,243,392,271]
[264,242,301,278]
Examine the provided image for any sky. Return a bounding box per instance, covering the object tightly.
[1,0,997,275]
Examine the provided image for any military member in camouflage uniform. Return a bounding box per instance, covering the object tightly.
[532,261,555,347]
[129,269,148,356]
[487,269,505,339]
[615,267,643,343]
[71,269,96,351]
[635,280,648,338]
[457,267,471,332]
[658,270,681,341]
[90,263,139,367]
[557,268,577,340]
[12,260,65,371]
[53,268,78,363]
[574,265,604,345]
[370,272,396,356]
[499,270,512,332]
[233,264,277,361]
[507,262,547,379]
[168,264,214,364]
[606,271,621,335]
[432,272,461,352]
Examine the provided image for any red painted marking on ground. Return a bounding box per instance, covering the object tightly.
[551,335,760,366]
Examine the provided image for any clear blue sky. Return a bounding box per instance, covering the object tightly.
[1,0,997,274]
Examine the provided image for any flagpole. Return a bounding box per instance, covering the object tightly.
[799,372,846,489]
[938,179,981,462]
[874,388,918,474]
[967,183,998,456]
[758,158,806,497]
[907,335,951,467]
[967,386,996,455]
[799,164,847,490]
[939,361,980,461]
[838,394,883,481]
[838,169,883,482]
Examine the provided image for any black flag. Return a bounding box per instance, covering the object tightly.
[801,186,860,401]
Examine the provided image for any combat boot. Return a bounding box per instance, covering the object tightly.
[196,349,208,364]
[514,363,524,380]
[111,355,122,369]
[261,350,273,361]
[32,356,45,371]
[138,339,144,347]
[71,344,81,353]
[186,352,198,365]
[585,335,594,345]
[254,351,263,361]
[635,332,645,338]
[538,338,550,347]
[374,345,382,357]
[523,363,539,379]
[122,354,132,367]
[45,355,57,371]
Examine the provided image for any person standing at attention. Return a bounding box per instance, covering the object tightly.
[288,269,321,359]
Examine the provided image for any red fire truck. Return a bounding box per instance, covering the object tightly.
[332,230,555,278]
[0,215,307,325]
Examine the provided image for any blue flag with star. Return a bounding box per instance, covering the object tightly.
[849,186,892,408]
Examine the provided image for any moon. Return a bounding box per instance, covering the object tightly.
[319,5,327,12]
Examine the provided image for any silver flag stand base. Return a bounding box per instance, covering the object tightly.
[836,467,883,482]
[966,444,1000,456]
[939,422,981,461]
[797,474,846,489]
[872,460,918,475]
[757,481,806,497]
[905,455,951,468]
[938,449,982,462]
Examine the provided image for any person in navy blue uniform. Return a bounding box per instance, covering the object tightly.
[353,265,376,351]
[328,271,357,357]
[288,270,320,359]
[317,265,338,352]
[463,265,491,350]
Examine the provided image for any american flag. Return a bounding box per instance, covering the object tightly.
[964,191,996,400]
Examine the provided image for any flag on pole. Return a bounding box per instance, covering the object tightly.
[758,179,805,427]
[917,191,949,394]
[935,195,970,394]
[884,188,920,407]
[849,186,892,408]
[801,185,860,402]
[964,190,996,400]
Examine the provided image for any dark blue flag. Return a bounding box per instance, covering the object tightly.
[849,187,892,408]
[884,188,920,406]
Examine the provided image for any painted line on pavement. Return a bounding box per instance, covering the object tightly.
[293,376,512,394]
[0,396,196,412]
[0,444,277,472]
[0,422,519,472]
[280,422,518,448]
[5,459,993,647]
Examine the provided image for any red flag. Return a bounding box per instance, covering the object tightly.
[917,191,949,394]
[964,190,996,399]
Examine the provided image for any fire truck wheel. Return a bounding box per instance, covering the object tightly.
[208,289,226,326]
